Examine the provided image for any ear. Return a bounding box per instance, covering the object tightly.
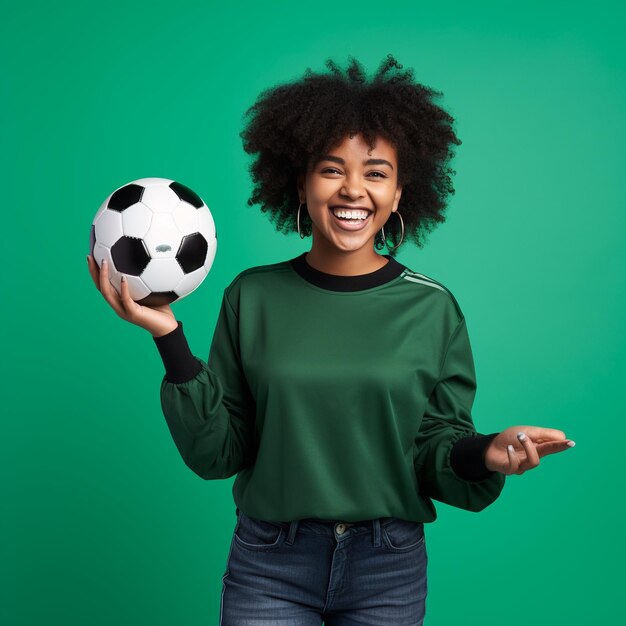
[391,184,403,212]
[296,172,306,203]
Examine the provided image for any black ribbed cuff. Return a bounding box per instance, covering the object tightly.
[152,321,203,384]
[450,432,500,482]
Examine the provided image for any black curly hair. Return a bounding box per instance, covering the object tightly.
[239,54,462,257]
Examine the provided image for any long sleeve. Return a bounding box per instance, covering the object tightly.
[153,291,258,480]
[414,315,506,512]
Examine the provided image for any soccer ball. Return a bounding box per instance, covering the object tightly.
[89,177,217,307]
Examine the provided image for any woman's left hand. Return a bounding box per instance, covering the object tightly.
[484,426,576,475]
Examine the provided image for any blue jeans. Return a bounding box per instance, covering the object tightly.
[219,508,428,625]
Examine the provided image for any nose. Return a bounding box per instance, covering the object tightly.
[340,174,365,199]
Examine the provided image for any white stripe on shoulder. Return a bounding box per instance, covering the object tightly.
[405,271,437,282]
[401,273,447,293]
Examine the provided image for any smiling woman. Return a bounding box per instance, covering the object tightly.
[296,133,402,274]
[239,54,463,262]
[86,53,579,626]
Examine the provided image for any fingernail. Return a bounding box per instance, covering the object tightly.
[102,259,107,266]
[121,275,126,282]
[566,441,576,447]
[507,444,515,453]
[517,432,527,442]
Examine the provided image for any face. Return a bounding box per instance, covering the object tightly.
[297,133,402,255]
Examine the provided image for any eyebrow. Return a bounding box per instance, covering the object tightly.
[317,155,394,170]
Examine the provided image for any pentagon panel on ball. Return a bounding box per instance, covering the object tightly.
[89,177,217,307]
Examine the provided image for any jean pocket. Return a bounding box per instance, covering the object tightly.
[233,512,286,552]
[381,518,425,553]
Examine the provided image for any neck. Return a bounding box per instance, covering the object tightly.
[305,237,388,276]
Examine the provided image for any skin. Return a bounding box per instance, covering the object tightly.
[296,133,402,276]
[86,255,177,337]
[484,426,575,475]
[87,131,576,475]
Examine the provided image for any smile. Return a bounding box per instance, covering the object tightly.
[328,206,373,231]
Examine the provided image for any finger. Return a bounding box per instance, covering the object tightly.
[98,257,109,293]
[507,444,520,474]
[119,274,133,314]
[536,440,576,458]
[521,426,567,443]
[99,259,126,317]
[87,255,101,291]
[517,431,540,468]
[99,258,118,299]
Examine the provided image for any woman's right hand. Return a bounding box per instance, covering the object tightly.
[87,254,179,338]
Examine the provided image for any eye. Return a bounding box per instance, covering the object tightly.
[367,171,387,178]
[320,167,341,175]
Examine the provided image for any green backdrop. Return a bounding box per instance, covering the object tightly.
[2,1,624,624]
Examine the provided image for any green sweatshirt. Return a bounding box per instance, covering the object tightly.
[153,253,506,523]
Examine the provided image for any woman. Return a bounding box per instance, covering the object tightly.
[87,55,575,626]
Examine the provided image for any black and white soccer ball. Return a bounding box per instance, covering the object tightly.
[89,177,217,307]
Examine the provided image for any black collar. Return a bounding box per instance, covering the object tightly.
[289,252,406,292]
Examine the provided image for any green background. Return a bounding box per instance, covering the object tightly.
[2,1,624,624]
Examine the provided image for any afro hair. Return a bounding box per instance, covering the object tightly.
[239,54,462,257]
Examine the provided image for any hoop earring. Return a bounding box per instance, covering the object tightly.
[380,210,405,250]
[297,203,306,239]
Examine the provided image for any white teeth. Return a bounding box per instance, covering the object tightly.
[332,209,370,220]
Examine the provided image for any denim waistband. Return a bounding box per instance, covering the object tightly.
[236,508,396,546]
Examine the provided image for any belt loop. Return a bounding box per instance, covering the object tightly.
[285,519,299,545]
[373,518,381,547]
